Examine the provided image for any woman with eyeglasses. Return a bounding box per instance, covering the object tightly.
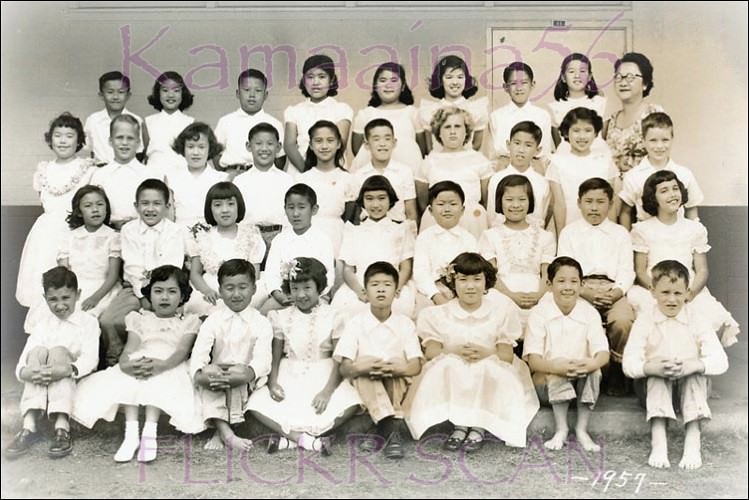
[602,52,664,176]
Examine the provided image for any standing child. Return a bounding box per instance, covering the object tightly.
[351,62,426,172]
[623,260,728,470]
[186,182,266,316]
[58,185,122,318]
[628,171,740,347]
[73,265,202,462]
[215,69,285,172]
[489,62,554,166]
[416,107,493,239]
[405,253,538,451]
[98,179,187,366]
[165,122,228,227]
[618,112,703,229]
[5,267,99,459]
[84,71,145,165]
[479,175,555,325]
[524,256,610,452]
[557,178,636,395]
[549,53,608,155]
[297,120,357,255]
[16,112,95,309]
[547,107,618,233]
[335,262,423,459]
[143,71,195,173]
[333,176,416,318]
[284,55,353,174]
[248,258,361,455]
[419,55,488,154]
[191,259,273,452]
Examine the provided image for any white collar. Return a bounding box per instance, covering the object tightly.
[446,298,492,319]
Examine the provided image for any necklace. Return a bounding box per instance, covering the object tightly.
[37,159,90,197]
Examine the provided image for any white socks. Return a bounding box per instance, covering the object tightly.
[139,422,158,462]
[297,433,323,451]
[114,421,140,462]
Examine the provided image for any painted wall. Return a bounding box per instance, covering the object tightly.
[1,1,746,205]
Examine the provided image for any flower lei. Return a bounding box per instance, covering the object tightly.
[189,221,211,239]
[36,160,91,197]
[437,263,457,285]
[280,259,302,282]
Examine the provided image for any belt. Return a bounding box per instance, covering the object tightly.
[257,224,283,232]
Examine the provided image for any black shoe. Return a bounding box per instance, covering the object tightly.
[318,436,333,457]
[267,434,281,454]
[48,429,72,458]
[383,431,404,459]
[443,428,468,452]
[463,429,485,454]
[5,429,37,459]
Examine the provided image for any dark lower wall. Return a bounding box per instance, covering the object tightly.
[2,205,747,361]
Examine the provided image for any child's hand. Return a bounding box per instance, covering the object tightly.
[201,288,220,306]
[356,356,383,378]
[140,358,169,378]
[431,293,451,306]
[458,344,495,363]
[18,366,39,383]
[571,358,597,377]
[551,358,579,378]
[139,297,152,311]
[356,288,369,303]
[81,295,101,312]
[643,357,674,378]
[311,388,333,414]
[47,363,74,382]
[271,290,293,307]
[269,382,285,402]
[379,358,408,376]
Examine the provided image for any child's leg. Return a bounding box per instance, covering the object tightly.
[19,347,49,429]
[546,402,570,450]
[138,405,161,462]
[248,411,298,453]
[605,297,635,395]
[114,405,140,462]
[46,347,75,429]
[213,419,253,451]
[574,405,600,452]
[644,376,677,468]
[573,370,602,451]
[680,420,702,470]
[648,418,670,468]
[99,289,140,366]
[678,374,710,470]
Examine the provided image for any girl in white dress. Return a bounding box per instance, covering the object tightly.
[58,185,121,318]
[548,53,609,155]
[143,71,195,174]
[350,62,426,172]
[72,265,203,462]
[248,257,361,454]
[16,113,95,309]
[333,175,416,318]
[284,54,353,174]
[186,182,266,316]
[416,107,493,239]
[419,55,489,154]
[404,252,539,451]
[297,120,357,255]
[479,175,555,327]
[628,171,740,347]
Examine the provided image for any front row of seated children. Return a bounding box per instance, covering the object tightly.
[7,250,729,470]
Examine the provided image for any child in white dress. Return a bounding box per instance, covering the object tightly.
[405,252,538,451]
[16,113,95,309]
[73,265,202,463]
[58,185,121,317]
[248,258,361,455]
[628,171,740,347]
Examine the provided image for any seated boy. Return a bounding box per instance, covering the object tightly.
[335,262,423,459]
[5,267,99,459]
[524,256,610,452]
[191,259,273,451]
[623,260,728,470]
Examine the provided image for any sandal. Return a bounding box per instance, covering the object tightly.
[443,427,468,452]
[463,428,485,453]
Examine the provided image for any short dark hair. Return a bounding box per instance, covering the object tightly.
[559,107,603,141]
[641,112,673,138]
[109,113,140,137]
[363,118,394,140]
[364,261,399,286]
[67,184,112,229]
[172,122,224,160]
[509,121,542,145]
[445,252,497,294]
[98,71,130,92]
[428,181,465,206]
[42,266,78,293]
[218,258,256,286]
[299,54,339,97]
[495,174,535,214]
[503,61,534,84]
[578,177,614,201]
[281,257,328,295]
[147,71,194,111]
[140,265,192,306]
[136,178,170,204]
[548,256,583,282]
[642,170,687,216]
[285,183,317,207]
[429,55,478,99]
[204,182,246,225]
[44,112,86,152]
[368,62,414,106]
[614,52,654,97]
[237,68,268,88]
[248,122,280,142]
[356,175,398,210]
[651,259,690,288]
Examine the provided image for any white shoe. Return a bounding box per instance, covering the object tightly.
[137,435,157,463]
[114,436,139,462]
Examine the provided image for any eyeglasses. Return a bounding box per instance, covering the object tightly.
[614,73,643,83]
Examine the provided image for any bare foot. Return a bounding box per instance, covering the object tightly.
[575,430,601,452]
[224,434,253,452]
[544,429,568,450]
[204,431,224,450]
[679,423,702,470]
[648,419,670,469]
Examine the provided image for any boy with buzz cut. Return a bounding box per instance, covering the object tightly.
[84,71,145,165]
[618,112,704,229]
[5,266,100,460]
[557,177,636,396]
[335,261,423,460]
[524,256,610,453]
[486,120,552,227]
[623,260,728,471]
[191,258,273,452]
[353,118,418,227]
[215,69,285,172]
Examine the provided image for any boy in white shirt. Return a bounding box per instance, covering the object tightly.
[623,260,728,470]
[215,69,285,173]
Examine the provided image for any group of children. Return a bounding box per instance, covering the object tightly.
[8,50,740,472]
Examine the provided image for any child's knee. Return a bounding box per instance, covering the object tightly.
[47,346,74,365]
[26,346,49,367]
